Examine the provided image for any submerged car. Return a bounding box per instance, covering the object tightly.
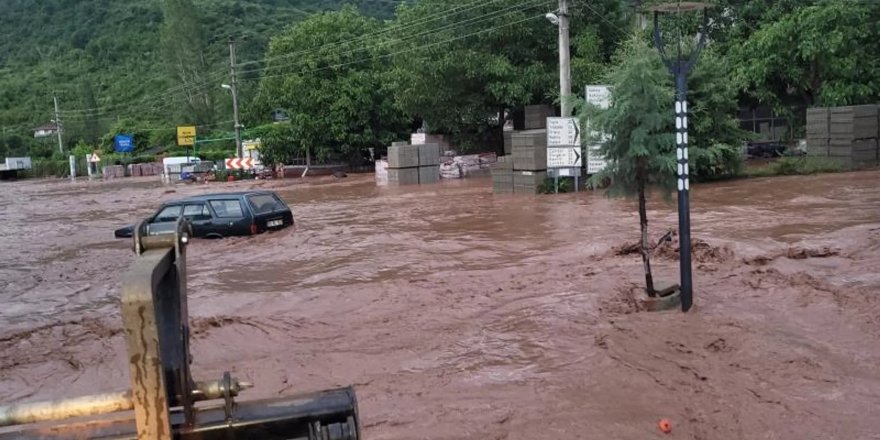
[115,190,294,239]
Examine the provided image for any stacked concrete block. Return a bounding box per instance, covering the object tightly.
[524,105,555,130]
[387,144,419,169]
[387,167,419,185]
[829,105,878,140]
[830,139,879,168]
[828,105,879,167]
[141,162,163,176]
[418,143,440,166]
[503,130,513,155]
[418,143,440,184]
[509,129,548,194]
[806,107,830,156]
[127,163,142,177]
[102,165,125,179]
[511,129,548,172]
[491,156,514,193]
[806,105,880,166]
[386,142,441,185]
[418,165,440,184]
[513,170,547,193]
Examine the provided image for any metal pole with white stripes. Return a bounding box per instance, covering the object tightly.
[651,2,710,312]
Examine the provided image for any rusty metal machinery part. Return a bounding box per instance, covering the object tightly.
[0,217,361,439]
[0,377,252,428]
[0,388,359,440]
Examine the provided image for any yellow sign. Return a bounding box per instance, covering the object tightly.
[177,126,196,146]
[243,139,261,151]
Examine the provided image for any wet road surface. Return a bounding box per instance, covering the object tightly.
[1,171,879,438]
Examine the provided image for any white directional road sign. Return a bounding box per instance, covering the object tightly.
[547,147,582,168]
[546,117,580,147]
[584,84,611,174]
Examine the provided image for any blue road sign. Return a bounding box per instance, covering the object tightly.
[114,134,134,153]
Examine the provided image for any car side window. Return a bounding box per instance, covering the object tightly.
[183,203,211,220]
[154,205,181,222]
[209,199,244,218]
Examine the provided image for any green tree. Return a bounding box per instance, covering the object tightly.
[389,0,626,152]
[734,1,880,108]
[582,37,674,296]
[686,48,748,180]
[251,6,410,163]
[159,0,216,126]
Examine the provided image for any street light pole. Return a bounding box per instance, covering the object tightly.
[651,3,710,313]
[558,0,572,117]
[228,38,243,159]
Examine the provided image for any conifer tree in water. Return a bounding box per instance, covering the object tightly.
[581,37,675,296]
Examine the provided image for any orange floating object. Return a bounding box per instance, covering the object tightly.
[658,419,672,434]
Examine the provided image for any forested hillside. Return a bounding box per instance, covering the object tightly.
[0,0,399,155]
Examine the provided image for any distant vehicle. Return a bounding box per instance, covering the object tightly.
[747,142,787,158]
[115,190,294,239]
[0,157,32,180]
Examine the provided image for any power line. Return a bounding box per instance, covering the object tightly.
[250,9,552,84]
[60,70,228,116]
[236,0,505,68]
[58,0,493,116]
[243,0,551,77]
[56,0,552,125]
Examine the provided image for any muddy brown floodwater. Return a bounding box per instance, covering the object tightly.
[1,171,879,439]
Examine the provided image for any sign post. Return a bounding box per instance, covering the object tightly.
[177,126,196,162]
[584,85,611,176]
[546,117,582,192]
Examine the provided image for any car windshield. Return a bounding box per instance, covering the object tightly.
[247,194,284,214]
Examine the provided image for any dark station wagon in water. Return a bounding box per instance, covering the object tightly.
[115,191,294,239]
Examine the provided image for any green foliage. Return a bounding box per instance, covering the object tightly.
[687,48,749,180]
[749,157,845,177]
[581,37,675,197]
[0,0,393,159]
[252,6,410,163]
[159,0,215,126]
[257,124,300,167]
[98,119,153,153]
[538,177,575,194]
[688,143,744,180]
[25,158,87,178]
[388,0,626,151]
[733,1,880,107]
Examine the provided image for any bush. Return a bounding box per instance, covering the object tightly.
[748,157,845,177]
[199,149,234,162]
[689,143,744,181]
[771,157,844,175]
[538,176,575,194]
[24,159,86,178]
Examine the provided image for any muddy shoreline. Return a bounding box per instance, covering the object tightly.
[1,171,879,438]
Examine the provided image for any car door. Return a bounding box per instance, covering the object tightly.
[147,204,182,235]
[182,203,214,237]
[207,198,250,236]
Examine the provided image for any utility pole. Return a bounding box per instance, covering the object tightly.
[558,0,572,117]
[228,38,243,159]
[53,93,64,154]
